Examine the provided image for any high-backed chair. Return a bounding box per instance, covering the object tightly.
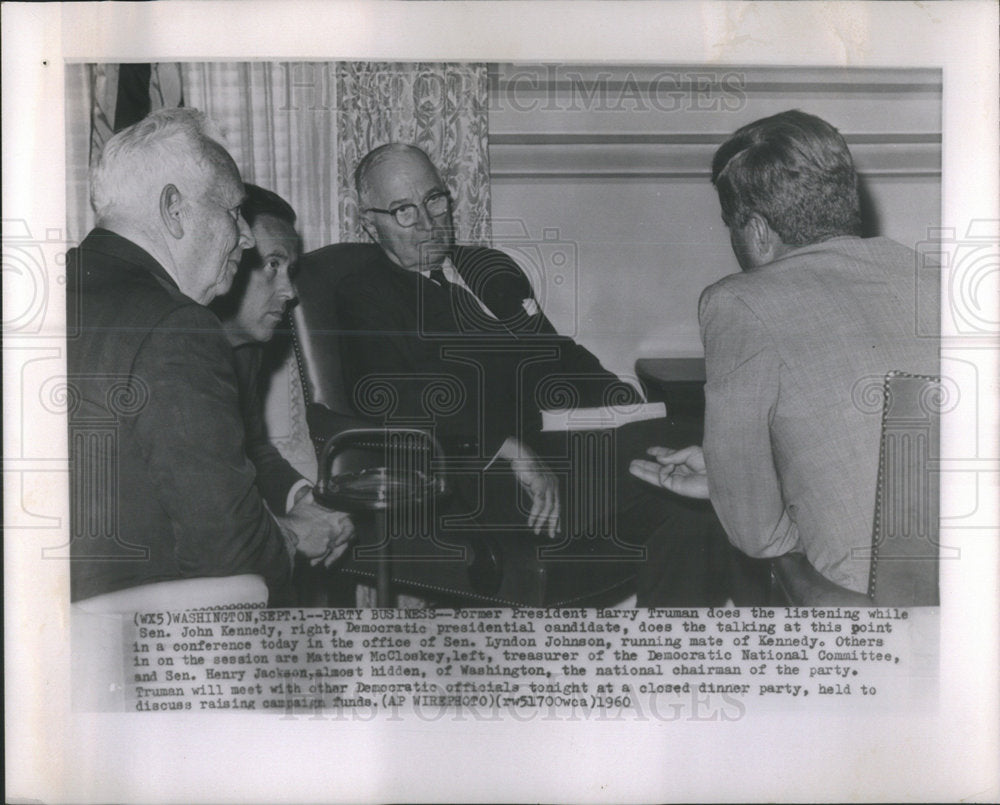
[290,243,642,606]
[770,371,941,607]
[290,244,385,444]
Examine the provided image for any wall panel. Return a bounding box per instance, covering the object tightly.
[488,65,942,376]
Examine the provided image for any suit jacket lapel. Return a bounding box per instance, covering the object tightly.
[448,245,526,337]
[373,249,458,333]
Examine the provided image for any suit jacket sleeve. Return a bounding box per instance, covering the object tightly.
[235,346,306,515]
[699,283,799,559]
[462,247,642,408]
[131,306,293,594]
[335,271,514,459]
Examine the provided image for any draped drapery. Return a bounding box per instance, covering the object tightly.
[181,62,341,254]
[66,61,493,492]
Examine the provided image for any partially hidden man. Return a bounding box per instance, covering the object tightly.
[67,109,333,605]
[210,183,355,571]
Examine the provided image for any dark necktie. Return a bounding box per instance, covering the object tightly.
[427,266,448,287]
[426,265,507,332]
[428,266,481,309]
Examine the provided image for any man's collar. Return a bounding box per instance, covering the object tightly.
[757,235,864,269]
[373,244,462,282]
[418,255,458,281]
[80,228,181,293]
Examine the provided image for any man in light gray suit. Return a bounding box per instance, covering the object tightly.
[631,110,938,598]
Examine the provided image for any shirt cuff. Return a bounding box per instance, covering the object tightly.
[285,479,312,514]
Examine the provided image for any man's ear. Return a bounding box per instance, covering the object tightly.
[160,184,184,239]
[359,212,378,243]
[747,213,781,262]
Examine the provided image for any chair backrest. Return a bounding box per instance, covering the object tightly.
[291,243,385,419]
[868,371,941,606]
[769,370,941,607]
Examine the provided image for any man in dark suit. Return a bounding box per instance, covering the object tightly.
[333,143,730,605]
[211,183,354,569]
[67,109,334,604]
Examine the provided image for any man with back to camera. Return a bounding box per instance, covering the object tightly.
[210,183,355,570]
[329,143,732,606]
[630,109,939,599]
[67,108,340,605]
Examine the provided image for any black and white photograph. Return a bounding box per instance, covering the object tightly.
[4,2,998,802]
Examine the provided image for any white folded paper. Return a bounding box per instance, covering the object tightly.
[540,401,667,431]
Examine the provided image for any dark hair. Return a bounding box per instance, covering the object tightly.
[711,109,862,245]
[241,183,296,228]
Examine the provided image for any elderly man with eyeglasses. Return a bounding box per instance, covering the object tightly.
[330,143,731,607]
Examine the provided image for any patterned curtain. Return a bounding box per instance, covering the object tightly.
[336,62,492,245]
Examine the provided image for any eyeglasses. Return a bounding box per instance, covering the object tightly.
[366,191,451,228]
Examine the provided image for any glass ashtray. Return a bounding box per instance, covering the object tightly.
[314,466,447,512]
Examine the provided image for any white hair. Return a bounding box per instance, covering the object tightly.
[90,107,234,226]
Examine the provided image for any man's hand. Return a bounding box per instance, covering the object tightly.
[629,445,710,500]
[278,490,355,567]
[498,437,560,539]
